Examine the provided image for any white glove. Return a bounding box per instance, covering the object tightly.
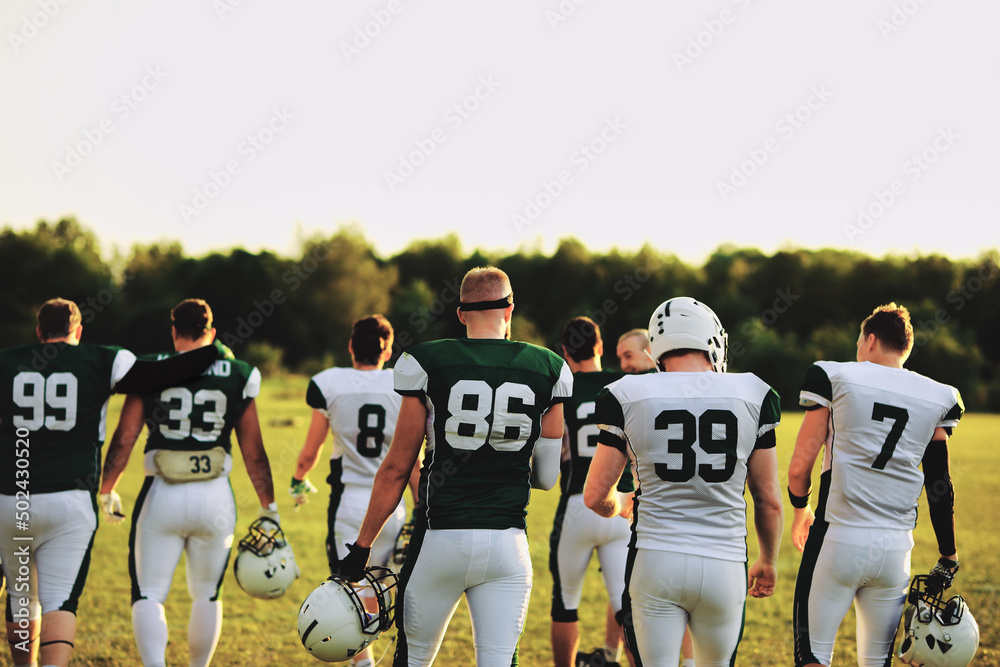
[289,477,318,507]
[258,502,280,525]
[100,491,125,524]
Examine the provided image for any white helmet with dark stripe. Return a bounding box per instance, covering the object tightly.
[648,297,728,373]
[297,567,398,662]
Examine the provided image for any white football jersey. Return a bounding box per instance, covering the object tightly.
[596,371,780,562]
[799,360,963,531]
[306,367,401,488]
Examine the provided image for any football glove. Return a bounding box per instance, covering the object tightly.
[926,556,960,594]
[331,542,370,583]
[258,502,280,525]
[289,476,318,506]
[100,491,125,524]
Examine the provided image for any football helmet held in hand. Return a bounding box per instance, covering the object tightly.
[897,575,979,667]
[297,567,398,662]
[388,520,414,575]
[233,517,300,599]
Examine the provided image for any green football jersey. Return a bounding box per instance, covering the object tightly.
[394,338,573,530]
[140,348,260,454]
[1,342,136,495]
[561,370,634,497]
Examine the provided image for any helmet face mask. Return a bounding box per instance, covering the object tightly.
[647,297,728,373]
[233,518,300,600]
[898,575,980,667]
[298,566,399,662]
[389,522,414,575]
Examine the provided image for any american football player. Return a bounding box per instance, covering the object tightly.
[585,297,784,666]
[291,314,418,667]
[0,298,215,667]
[98,299,278,667]
[333,267,572,667]
[789,303,964,667]
[549,317,634,667]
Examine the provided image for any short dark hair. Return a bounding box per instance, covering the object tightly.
[351,315,393,366]
[861,303,913,356]
[37,298,81,340]
[171,299,213,340]
[561,316,601,362]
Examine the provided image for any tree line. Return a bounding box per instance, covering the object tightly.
[2,218,998,410]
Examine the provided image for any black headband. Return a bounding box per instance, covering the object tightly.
[458,293,513,311]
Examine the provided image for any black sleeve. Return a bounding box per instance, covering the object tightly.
[113,344,217,394]
[753,429,777,451]
[597,429,628,454]
[922,439,956,557]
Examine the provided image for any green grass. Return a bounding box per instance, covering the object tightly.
[3,377,998,665]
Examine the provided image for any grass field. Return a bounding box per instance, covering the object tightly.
[3,375,998,666]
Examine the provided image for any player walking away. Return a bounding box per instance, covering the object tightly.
[789,303,964,667]
[98,299,278,667]
[333,266,572,667]
[290,314,419,667]
[616,329,653,374]
[0,298,216,667]
[585,297,784,667]
[549,317,634,667]
[607,324,696,667]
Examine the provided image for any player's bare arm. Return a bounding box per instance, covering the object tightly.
[97,394,146,523]
[583,443,629,519]
[788,407,828,552]
[746,445,783,598]
[100,394,146,495]
[356,394,427,549]
[293,409,328,480]
[234,398,275,508]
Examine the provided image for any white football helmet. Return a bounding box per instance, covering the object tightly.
[898,575,980,667]
[647,297,728,372]
[388,521,414,575]
[297,567,398,663]
[233,517,300,600]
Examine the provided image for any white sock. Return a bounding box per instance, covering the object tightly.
[133,599,169,667]
[188,600,223,667]
[603,644,621,661]
[682,659,696,667]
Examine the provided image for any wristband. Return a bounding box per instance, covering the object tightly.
[788,487,810,509]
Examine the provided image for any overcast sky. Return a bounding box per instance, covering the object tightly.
[2,1,997,264]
